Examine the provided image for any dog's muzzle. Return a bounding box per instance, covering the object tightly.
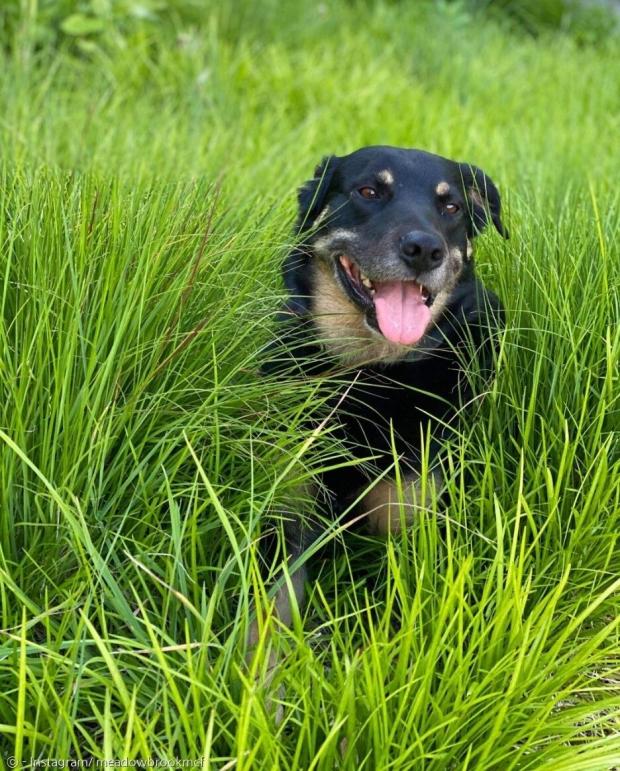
[336,255,435,346]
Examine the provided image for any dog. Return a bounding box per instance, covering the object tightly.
[254,145,506,643]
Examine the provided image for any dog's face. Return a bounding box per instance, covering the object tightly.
[285,146,507,364]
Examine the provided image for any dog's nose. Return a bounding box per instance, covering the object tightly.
[399,231,444,272]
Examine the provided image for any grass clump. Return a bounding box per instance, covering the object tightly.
[0,2,618,768]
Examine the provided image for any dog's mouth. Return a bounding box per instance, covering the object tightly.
[336,255,435,346]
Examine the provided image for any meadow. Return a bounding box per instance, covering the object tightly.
[0,1,619,768]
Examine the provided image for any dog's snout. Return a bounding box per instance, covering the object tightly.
[399,231,444,271]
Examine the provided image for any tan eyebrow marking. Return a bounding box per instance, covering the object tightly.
[435,181,450,195]
[377,169,394,185]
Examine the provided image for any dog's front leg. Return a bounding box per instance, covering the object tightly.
[246,505,321,722]
[248,492,324,651]
[360,470,442,535]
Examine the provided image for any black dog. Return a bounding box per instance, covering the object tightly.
[256,145,506,638]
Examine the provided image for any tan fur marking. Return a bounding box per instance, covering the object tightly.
[311,228,357,256]
[435,181,450,196]
[377,169,394,185]
[312,261,413,365]
[448,246,464,275]
[428,288,451,325]
[428,247,464,325]
[361,471,441,535]
[469,189,484,208]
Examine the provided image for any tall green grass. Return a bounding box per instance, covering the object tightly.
[0,2,618,768]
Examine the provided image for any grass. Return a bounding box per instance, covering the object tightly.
[0,1,619,768]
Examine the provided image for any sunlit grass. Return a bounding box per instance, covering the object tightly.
[0,2,618,768]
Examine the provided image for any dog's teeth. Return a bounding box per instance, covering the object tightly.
[360,271,373,289]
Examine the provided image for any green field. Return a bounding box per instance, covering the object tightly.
[0,1,619,768]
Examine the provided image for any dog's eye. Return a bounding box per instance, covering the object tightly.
[443,202,459,214]
[358,187,379,200]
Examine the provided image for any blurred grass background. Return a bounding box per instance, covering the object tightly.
[0,1,619,768]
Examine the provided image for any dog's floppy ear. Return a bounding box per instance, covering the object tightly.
[296,155,338,232]
[458,163,508,239]
[281,245,313,315]
[282,156,338,315]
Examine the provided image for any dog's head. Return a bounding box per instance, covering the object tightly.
[284,146,507,364]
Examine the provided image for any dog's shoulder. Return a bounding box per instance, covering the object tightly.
[433,273,505,377]
[445,273,504,332]
[260,303,324,378]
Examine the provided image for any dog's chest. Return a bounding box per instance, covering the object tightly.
[330,357,462,468]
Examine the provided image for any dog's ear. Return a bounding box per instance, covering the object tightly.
[281,246,313,315]
[296,155,338,232]
[281,156,338,315]
[458,163,508,239]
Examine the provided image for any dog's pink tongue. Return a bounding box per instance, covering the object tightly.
[373,281,431,345]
